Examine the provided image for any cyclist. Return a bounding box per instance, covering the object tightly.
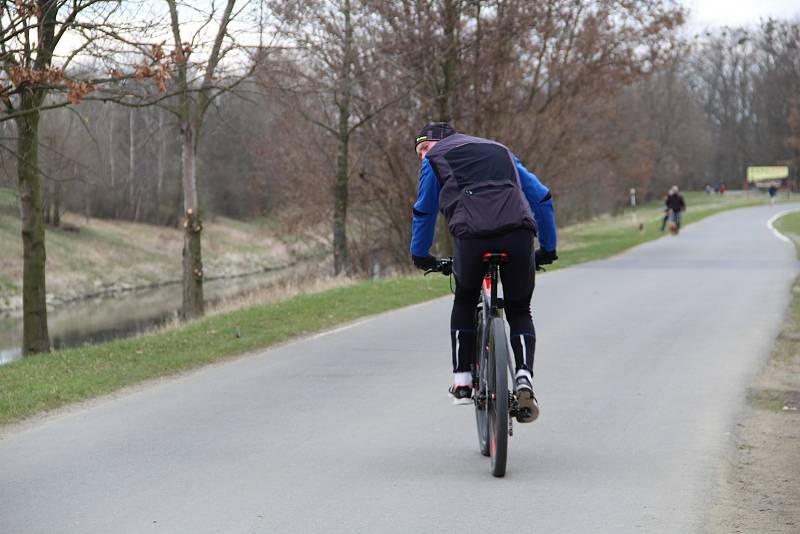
[659,185,686,231]
[410,122,557,423]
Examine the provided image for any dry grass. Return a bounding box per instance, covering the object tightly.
[0,201,294,309]
[207,262,355,316]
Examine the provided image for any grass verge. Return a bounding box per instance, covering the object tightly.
[0,276,451,426]
[0,192,776,426]
[774,209,800,237]
[708,210,800,532]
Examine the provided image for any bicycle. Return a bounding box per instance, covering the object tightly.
[667,209,680,235]
[427,253,526,478]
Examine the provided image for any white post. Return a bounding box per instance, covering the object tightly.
[631,188,643,233]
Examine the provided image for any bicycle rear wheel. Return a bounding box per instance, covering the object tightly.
[474,313,490,457]
[488,317,509,477]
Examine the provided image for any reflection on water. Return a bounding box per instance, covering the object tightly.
[0,269,289,365]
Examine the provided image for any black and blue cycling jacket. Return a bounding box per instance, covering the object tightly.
[410,133,557,258]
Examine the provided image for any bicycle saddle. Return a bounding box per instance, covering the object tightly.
[481,252,511,264]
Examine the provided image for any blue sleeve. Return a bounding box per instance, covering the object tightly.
[515,157,557,252]
[410,158,440,257]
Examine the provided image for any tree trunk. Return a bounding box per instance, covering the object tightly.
[436,0,459,122]
[166,0,234,313]
[333,126,349,275]
[332,0,353,276]
[129,108,135,220]
[81,163,91,221]
[43,181,51,225]
[181,122,204,319]
[53,182,61,228]
[156,110,164,210]
[472,1,480,132]
[108,108,117,218]
[134,190,142,222]
[16,106,50,355]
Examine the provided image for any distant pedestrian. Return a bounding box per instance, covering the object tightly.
[768,185,778,205]
[719,183,726,195]
[660,186,687,233]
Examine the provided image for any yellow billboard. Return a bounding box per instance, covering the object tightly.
[747,166,789,181]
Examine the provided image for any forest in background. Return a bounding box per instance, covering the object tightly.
[2,2,799,268]
[1,0,799,353]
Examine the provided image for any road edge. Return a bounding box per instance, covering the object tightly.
[706,210,800,533]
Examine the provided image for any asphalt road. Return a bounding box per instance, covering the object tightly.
[2,205,798,533]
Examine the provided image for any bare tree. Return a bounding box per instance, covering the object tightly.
[0,0,167,354]
[353,0,686,249]
[268,0,413,275]
[688,20,800,188]
[162,0,259,318]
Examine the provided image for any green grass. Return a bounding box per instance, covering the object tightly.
[774,210,800,237]
[771,209,800,366]
[0,191,775,426]
[0,276,451,426]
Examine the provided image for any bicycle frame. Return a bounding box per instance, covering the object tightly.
[478,257,518,394]
[474,263,497,409]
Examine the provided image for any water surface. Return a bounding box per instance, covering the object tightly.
[0,270,289,364]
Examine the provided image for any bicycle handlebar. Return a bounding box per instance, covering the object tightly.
[425,255,547,275]
[424,257,453,276]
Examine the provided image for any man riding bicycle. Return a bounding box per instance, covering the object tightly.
[410,122,558,423]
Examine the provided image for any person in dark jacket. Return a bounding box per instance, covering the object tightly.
[410,122,557,423]
[660,186,686,231]
[768,185,778,205]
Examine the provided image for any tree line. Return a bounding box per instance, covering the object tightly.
[1,1,798,355]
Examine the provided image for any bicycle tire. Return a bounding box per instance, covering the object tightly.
[474,312,490,457]
[489,317,509,477]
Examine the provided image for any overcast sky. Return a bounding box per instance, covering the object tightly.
[685,0,799,28]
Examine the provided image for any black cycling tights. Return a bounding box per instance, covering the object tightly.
[450,228,536,376]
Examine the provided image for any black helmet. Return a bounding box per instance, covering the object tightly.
[414,122,456,149]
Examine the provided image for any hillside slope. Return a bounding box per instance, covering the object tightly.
[0,188,294,311]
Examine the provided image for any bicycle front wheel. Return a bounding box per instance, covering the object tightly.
[488,317,509,477]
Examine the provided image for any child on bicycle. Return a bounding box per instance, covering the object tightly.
[410,122,557,423]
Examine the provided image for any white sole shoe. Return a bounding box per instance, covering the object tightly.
[516,389,539,422]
